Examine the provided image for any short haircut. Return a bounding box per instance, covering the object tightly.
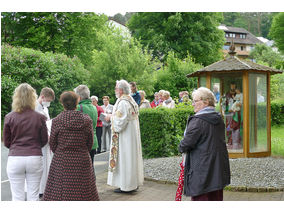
[12,83,37,113]
[116,80,131,95]
[40,87,55,101]
[139,90,146,97]
[129,82,136,88]
[192,87,216,107]
[90,95,98,102]
[60,91,79,110]
[163,91,170,99]
[102,96,110,101]
[74,85,90,100]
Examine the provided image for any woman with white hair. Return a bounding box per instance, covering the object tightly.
[162,91,175,108]
[178,87,230,201]
[74,85,98,164]
[3,83,48,201]
[138,90,151,109]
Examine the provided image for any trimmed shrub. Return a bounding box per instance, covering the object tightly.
[271,99,284,125]
[1,44,90,119]
[139,107,194,158]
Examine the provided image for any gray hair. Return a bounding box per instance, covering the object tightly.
[192,87,216,107]
[163,91,170,99]
[74,85,90,100]
[90,95,98,102]
[116,80,131,95]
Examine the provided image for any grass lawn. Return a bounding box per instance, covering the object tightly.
[271,125,284,157]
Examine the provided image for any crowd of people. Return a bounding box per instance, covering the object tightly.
[3,80,230,201]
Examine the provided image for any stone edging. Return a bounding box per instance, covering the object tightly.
[144,177,284,192]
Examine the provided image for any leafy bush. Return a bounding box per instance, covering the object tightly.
[271,99,284,125]
[1,44,90,119]
[139,106,194,158]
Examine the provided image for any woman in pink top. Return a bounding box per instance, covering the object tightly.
[91,96,104,154]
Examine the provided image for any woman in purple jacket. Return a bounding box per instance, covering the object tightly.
[3,83,48,201]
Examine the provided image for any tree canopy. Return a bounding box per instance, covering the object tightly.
[269,12,284,54]
[127,12,225,66]
[1,12,108,69]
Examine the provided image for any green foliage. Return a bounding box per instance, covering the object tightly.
[271,124,284,157]
[1,44,89,118]
[1,12,108,69]
[249,43,284,100]
[269,12,284,54]
[127,12,224,66]
[271,99,284,125]
[222,12,278,38]
[89,25,158,104]
[139,106,194,158]
[153,52,202,99]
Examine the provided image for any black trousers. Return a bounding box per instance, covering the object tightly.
[96,126,102,153]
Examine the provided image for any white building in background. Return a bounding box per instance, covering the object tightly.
[218,25,263,59]
[257,37,279,52]
[108,19,131,39]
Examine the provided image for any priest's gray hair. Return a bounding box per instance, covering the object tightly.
[74,85,90,100]
[192,87,216,107]
[116,80,131,95]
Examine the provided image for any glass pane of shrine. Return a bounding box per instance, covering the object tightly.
[211,77,221,111]
[220,74,243,153]
[199,76,206,87]
[249,73,268,153]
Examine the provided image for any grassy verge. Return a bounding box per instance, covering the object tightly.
[271,125,284,157]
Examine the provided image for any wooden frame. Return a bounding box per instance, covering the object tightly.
[242,71,249,157]
[212,71,271,158]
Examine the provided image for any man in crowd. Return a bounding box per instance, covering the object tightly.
[130,82,141,105]
[106,80,144,193]
[36,87,55,199]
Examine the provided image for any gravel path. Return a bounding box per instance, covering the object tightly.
[143,156,284,189]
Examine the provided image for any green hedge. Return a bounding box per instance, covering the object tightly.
[139,107,194,158]
[139,99,284,159]
[271,99,284,125]
[1,44,90,119]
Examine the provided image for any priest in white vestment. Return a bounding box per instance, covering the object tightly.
[35,87,55,197]
[106,80,144,193]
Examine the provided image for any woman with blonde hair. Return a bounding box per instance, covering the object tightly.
[162,91,175,109]
[3,83,48,201]
[139,90,151,109]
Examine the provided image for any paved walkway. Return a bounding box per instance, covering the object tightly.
[96,170,284,201]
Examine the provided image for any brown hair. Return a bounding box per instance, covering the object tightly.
[40,87,55,101]
[60,91,79,110]
[102,96,110,101]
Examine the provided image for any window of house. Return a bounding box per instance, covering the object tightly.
[240,46,245,51]
[225,33,229,38]
[223,45,230,50]
[240,34,246,39]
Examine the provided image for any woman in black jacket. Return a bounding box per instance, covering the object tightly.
[179,87,230,201]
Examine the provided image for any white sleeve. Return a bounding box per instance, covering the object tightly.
[112,100,129,133]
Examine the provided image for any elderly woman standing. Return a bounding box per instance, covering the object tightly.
[74,85,98,164]
[3,83,48,201]
[43,91,99,201]
[179,87,230,201]
[162,91,175,109]
[139,90,151,109]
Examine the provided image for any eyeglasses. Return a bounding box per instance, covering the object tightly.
[192,99,202,104]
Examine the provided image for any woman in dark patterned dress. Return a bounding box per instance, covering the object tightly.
[43,91,99,201]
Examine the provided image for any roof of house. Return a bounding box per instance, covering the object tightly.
[220,25,263,45]
[187,55,283,77]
